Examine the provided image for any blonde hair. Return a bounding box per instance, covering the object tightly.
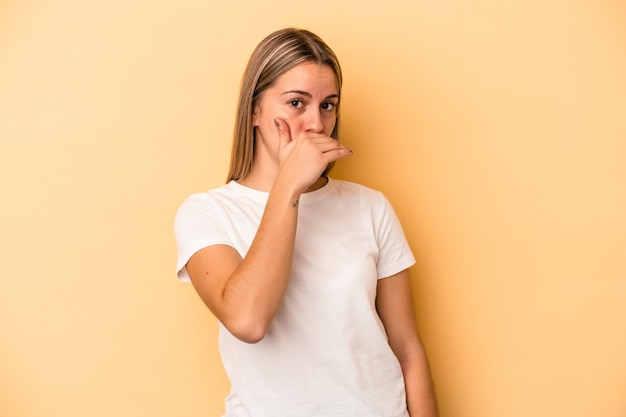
[227,28,343,182]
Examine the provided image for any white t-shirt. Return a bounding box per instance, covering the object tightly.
[175,179,415,417]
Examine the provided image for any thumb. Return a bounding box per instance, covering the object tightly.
[274,118,292,148]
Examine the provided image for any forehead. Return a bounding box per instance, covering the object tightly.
[273,62,338,92]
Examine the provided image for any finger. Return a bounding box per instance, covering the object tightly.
[274,118,292,148]
[316,139,352,153]
[323,147,354,163]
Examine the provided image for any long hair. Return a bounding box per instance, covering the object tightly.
[227,28,343,182]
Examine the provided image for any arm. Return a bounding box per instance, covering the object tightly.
[186,119,352,343]
[186,182,300,344]
[376,269,438,417]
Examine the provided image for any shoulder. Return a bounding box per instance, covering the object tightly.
[177,181,252,208]
[175,183,238,221]
[331,178,383,196]
[176,185,221,210]
[329,179,403,226]
[330,179,388,206]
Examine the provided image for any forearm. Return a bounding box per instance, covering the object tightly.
[400,349,438,417]
[219,179,301,341]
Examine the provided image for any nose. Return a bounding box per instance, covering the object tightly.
[304,109,324,133]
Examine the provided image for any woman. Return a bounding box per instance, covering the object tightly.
[175,28,438,417]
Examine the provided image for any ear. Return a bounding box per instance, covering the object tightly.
[252,104,260,127]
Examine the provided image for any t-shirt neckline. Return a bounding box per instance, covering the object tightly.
[228,178,335,203]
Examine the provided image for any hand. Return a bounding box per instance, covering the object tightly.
[274,118,353,193]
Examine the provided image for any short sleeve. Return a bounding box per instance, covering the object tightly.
[373,195,416,279]
[174,193,233,282]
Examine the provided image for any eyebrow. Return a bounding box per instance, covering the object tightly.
[282,90,339,100]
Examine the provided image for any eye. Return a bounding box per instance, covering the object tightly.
[321,102,336,111]
[289,99,304,108]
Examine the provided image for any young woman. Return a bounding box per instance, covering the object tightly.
[175,28,438,417]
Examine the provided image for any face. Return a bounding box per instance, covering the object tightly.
[253,62,339,150]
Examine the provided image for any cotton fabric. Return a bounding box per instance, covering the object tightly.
[175,179,415,417]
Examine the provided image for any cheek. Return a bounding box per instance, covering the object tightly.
[324,115,337,135]
[255,103,286,128]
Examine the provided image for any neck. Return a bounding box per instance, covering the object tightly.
[237,174,328,193]
[305,176,329,192]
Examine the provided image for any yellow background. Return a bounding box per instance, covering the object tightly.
[1,0,625,416]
